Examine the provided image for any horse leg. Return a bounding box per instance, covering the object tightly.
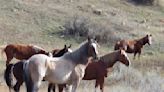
[48,83,54,92]
[14,80,23,92]
[58,84,65,92]
[95,79,99,92]
[138,49,141,59]
[31,79,42,92]
[99,78,105,92]
[6,56,13,66]
[52,84,56,92]
[133,52,137,60]
[71,79,80,92]
[8,87,12,92]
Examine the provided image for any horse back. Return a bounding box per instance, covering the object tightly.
[115,40,138,52]
[5,44,33,53]
[5,44,47,59]
[114,40,128,50]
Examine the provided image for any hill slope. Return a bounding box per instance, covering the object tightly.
[0,0,163,92]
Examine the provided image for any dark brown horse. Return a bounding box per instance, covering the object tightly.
[51,49,130,92]
[114,34,152,59]
[4,45,72,92]
[0,44,49,66]
[51,44,72,57]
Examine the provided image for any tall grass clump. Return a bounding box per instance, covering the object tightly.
[108,63,164,92]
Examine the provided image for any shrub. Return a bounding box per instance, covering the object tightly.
[63,16,90,37]
[62,16,124,44]
[132,0,155,5]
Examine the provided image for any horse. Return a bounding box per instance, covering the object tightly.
[4,44,73,92]
[23,37,99,92]
[114,34,152,59]
[0,44,49,66]
[52,44,72,57]
[52,49,131,92]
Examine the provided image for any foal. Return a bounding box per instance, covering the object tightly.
[4,45,72,92]
[56,49,130,92]
[114,34,152,59]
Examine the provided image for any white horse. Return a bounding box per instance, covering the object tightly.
[24,37,99,92]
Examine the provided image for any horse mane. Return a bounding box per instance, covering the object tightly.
[63,40,89,64]
[136,35,148,45]
[31,45,44,50]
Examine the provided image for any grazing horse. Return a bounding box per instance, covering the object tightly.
[0,44,49,66]
[54,49,130,92]
[4,45,72,92]
[23,37,99,92]
[114,34,152,59]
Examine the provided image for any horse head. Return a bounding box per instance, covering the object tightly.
[146,34,152,45]
[118,49,131,67]
[87,37,99,60]
[64,44,72,53]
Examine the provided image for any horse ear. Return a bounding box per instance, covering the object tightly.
[88,36,91,42]
[64,44,67,48]
[119,49,124,55]
[68,44,72,48]
[94,36,97,41]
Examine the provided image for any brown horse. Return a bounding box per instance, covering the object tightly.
[114,34,152,59]
[0,44,49,66]
[4,45,72,92]
[52,49,130,92]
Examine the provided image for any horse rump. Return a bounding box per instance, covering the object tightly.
[23,61,34,92]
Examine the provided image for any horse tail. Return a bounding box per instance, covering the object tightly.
[23,61,33,92]
[4,64,14,91]
[0,45,7,58]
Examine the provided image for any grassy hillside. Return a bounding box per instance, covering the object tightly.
[0,0,163,92]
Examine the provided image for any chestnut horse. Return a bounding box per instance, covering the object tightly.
[114,34,152,59]
[51,49,130,92]
[4,45,72,92]
[0,44,49,66]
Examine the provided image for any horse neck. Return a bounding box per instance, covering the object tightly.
[100,51,119,68]
[137,36,147,46]
[65,42,89,65]
[53,48,66,57]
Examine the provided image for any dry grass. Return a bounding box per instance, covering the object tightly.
[0,0,163,92]
[106,64,164,92]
